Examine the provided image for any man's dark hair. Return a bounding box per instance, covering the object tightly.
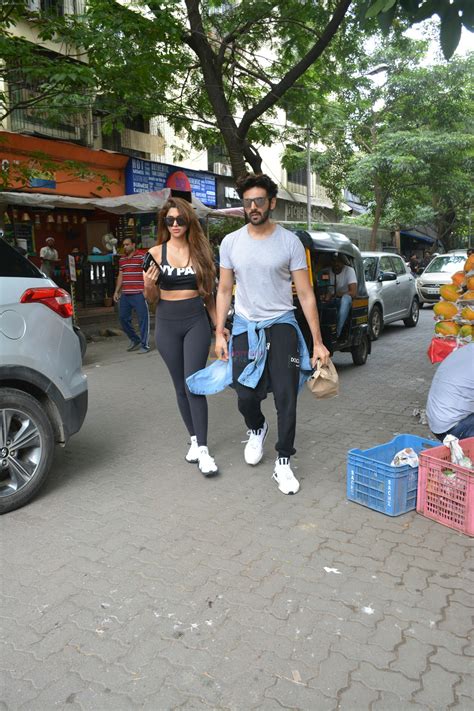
[236,173,278,200]
[123,236,136,245]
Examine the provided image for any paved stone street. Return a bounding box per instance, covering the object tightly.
[1,309,473,710]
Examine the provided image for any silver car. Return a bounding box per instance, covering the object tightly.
[416,251,467,306]
[0,238,88,513]
[362,252,420,340]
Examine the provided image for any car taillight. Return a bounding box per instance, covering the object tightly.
[20,287,74,318]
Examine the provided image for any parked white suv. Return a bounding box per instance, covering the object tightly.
[362,252,420,340]
[0,238,88,513]
[416,251,467,306]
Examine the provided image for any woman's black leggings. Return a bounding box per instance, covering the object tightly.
[155,296,211,446]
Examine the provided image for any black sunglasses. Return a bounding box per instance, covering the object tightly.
[164,216,187,227]
[242,196,268,209]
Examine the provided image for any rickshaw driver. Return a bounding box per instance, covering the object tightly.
[324,255,357,338]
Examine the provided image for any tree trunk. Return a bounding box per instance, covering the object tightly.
[370,185,383,251]
[432,195,456,251]
[185,0,351,180]
[185,0,258,178]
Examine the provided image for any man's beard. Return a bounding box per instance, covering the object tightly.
[249,208,270,225]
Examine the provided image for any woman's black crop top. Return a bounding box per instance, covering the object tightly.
[158,241,198,291]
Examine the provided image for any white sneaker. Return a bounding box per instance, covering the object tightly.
[197,446,219,477]
[244,422,268,465]
[185,436,199,463]
[272,458,300,495]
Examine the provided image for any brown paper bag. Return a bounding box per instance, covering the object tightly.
[307,359,339,399]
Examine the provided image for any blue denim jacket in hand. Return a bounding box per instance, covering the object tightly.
[186,310,313,396]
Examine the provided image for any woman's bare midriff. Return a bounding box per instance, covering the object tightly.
[160,290,200,301]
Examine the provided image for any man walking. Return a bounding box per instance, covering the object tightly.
[113,237,150,353]
[214,173,329,494]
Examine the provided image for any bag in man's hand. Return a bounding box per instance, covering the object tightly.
[307,359,339,399]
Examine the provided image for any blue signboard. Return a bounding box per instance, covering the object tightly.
[126,158,217,207]
[29,177,56,189]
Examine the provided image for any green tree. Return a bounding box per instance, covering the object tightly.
[0,1,95,125]
[348,55,474,249]
[365,0,474,60]
[3,0,472,181]
[285,42,473,249]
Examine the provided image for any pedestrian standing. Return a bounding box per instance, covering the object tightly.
[113,237,150,353]
[142,197,221,477]
[189,173,329,495]
[40,236,59,277]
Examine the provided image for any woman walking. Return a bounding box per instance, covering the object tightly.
[143,197,220,476]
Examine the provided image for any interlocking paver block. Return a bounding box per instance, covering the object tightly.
[265,676,337,710]
[429,648,474,675]
[389,637,433,679]
[352,661,420,700]
[405,622,466,654]
[415,665,460,708]
[336,679,379,710]
[332,636,396,668]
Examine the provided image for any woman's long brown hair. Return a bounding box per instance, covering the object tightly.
[157,197,216,298]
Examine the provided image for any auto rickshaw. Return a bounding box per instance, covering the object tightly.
[293,230,371,366]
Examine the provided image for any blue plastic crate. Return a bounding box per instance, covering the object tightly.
[347,434,438,516]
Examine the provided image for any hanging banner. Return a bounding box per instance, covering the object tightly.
[125,158,217,207]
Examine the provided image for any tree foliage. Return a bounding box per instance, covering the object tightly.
[294,46,474,249]
[365,0,474,59]
[3,0,470,180]
[0,1,95,124]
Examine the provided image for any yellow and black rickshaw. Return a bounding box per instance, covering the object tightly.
[293,230,371,366]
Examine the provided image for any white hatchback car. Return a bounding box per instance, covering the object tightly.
[362,252,420,340]
[0,238,88,514]
[416,251,467,306]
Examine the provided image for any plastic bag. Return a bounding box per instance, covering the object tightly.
[443,435,473,469]
[306,359,339,399]
[390,447,419,468]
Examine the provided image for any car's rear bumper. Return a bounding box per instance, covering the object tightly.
[61,388,88,440]
[0,365,88,444]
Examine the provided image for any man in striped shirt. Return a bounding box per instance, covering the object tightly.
[113,237,150,353]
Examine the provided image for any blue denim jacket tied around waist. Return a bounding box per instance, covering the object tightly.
[186,311,313,396]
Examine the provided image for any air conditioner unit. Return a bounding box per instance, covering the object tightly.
[213,162,232,176]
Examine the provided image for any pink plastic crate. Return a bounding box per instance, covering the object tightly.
[417,437,474,536]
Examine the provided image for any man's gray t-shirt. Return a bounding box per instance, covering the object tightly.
[219,224,307,321]
[426,343,474,434]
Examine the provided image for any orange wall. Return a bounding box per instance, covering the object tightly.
[1,131,128,197]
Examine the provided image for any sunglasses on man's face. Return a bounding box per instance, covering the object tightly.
[242,196,268,209]
[164,216,187,227]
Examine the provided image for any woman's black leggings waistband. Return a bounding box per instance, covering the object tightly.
[155,296,204,320]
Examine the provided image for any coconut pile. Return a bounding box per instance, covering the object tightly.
[433,253,474,341]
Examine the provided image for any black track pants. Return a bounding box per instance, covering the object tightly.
[232,323,300,458]
[155,297,211,446]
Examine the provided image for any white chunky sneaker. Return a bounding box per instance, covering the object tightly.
[197,446,219,477]
[185,436,199,463]
[272,458,300,495]
[244,422,268,465]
